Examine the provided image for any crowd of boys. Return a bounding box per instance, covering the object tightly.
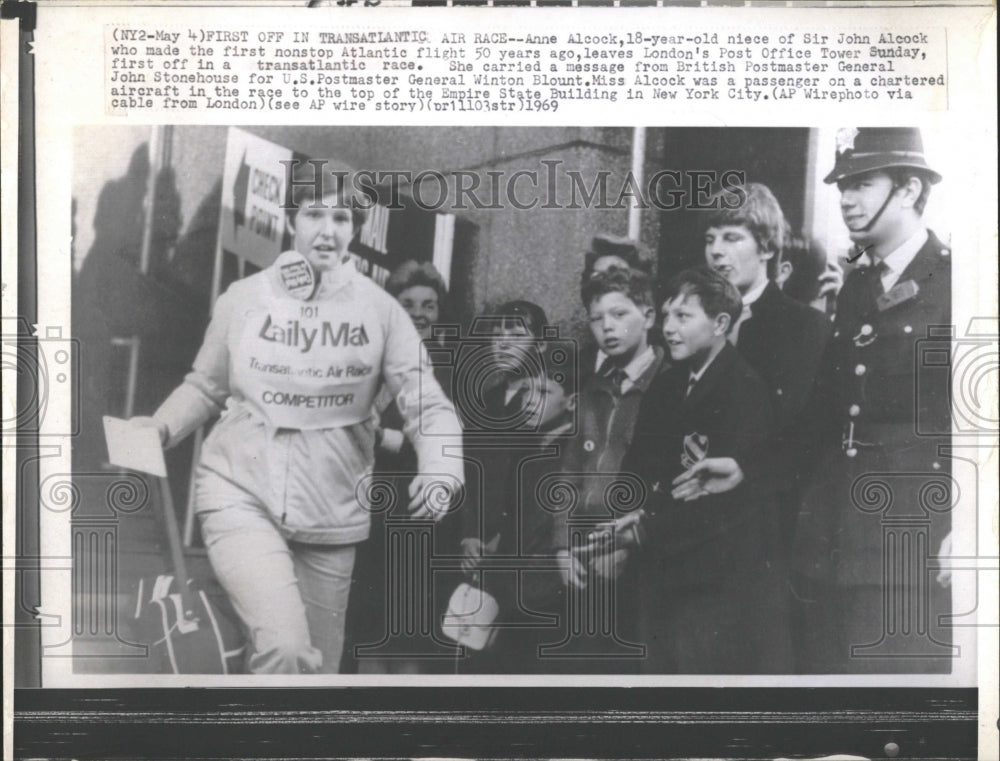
[345,127,953,675]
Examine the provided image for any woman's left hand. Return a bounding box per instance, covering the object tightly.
[408,473,461,521]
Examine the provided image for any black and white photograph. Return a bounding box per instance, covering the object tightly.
[6,3,996,758]
[62,123,965,679]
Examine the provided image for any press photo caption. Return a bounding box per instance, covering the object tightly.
[105,25,949,115]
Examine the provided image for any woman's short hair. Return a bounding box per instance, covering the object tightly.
[703,182,790,267]
[284,160,371,230]
[385,259,448,302]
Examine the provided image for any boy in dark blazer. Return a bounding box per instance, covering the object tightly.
[624,267,791,673]
[546,267,667,672]
[702,183,831,552]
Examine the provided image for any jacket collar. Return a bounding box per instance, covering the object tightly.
[592,345,666,397]
[682,341,739,411]
[747,280,782,318]
[627,344,667,394]
[896,229,948,285]
[851,229,947,318]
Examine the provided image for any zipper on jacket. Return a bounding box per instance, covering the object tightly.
[280,431,291,525]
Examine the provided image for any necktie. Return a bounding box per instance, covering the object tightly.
[730,303,753,345]
[598,358,627,392]
[685,374,697,398]
[866,261,889,308]
[611,368,629,393]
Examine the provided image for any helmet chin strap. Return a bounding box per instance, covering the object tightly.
[857,181,900,234]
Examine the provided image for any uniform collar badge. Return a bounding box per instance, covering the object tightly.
[876,279,920,312]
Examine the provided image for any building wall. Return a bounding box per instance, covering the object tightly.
[72,125,154,271]
[75,126,639,342]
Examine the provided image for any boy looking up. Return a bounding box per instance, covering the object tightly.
[623,267,790,673]
[459,353,577,673]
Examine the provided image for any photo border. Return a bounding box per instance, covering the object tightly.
[6,3,996,759]
[13,686,981,759]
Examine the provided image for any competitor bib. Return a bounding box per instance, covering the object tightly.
[230,272,383,430]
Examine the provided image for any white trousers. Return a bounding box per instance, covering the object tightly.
[199,500,355,674]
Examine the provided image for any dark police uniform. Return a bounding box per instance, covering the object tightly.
[790,128,953,673]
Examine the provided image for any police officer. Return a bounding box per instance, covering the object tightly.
[789,127,953,673]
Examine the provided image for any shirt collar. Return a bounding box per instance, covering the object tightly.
[621,345,656,384]
[742,277,769,307]
[868,227,928,280]
[688,347,721,384]
[594,345,655,382]
[594,348,608,372]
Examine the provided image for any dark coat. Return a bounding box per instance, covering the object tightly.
[791,231,953,588]
[459,424,574,673]
[625,342,776,586]
[623,342,789,673]
[462,424,572,560]
[736,281,832,550]
[550,346,668,551]
[737,281,832,434]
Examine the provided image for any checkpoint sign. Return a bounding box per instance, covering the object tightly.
[220,127,295,270]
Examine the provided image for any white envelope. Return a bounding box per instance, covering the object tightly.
[441,582,499,651]
[102,416,167,478]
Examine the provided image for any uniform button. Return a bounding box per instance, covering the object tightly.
[860,324,873,336]
[849,404,861,417]
[833,330,840,338]
[932,461,942,470]
[904,325,913,334]
[855,364,867,376]
[776,388,783,396]
[846,448,858,458]
[583,440,595,452]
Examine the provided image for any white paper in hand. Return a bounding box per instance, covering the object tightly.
[102,416,167,477]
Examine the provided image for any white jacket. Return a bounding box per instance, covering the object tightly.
[154,263,463,544]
